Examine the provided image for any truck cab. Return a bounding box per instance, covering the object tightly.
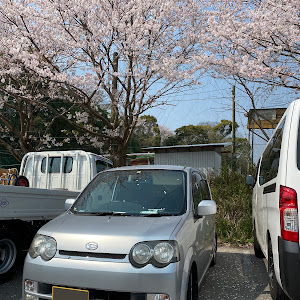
[20,150,113,191]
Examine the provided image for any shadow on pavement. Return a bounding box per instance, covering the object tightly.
[199,247,271,300]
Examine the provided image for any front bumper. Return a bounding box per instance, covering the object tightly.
[23,254,183,300]
[278,237,300,300]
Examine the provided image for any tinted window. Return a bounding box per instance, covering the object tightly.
[259,119,285,184]
[192,173,203,214]
[201,180,211,200]
[41,157,73,173]
[297,119,300,170]
[73,169,187,216]
[96,161,106,173]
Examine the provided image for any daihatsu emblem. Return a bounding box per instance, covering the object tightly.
[86,242,98,251]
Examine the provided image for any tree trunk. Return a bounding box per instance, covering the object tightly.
[110,140,128,167]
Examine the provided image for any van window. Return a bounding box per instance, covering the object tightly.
[259,119,285,184]
[41,157,73,173]
[297,120,300,170]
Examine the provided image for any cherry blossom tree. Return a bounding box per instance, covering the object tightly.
[201,0,300,90]
[0,0,209,166]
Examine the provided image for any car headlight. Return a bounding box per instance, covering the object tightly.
[132,243,153,264]
[29,235,57,261]
[154,242,174,264]
[130,241,179,268]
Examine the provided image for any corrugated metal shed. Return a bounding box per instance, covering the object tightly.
[143,143,231,174]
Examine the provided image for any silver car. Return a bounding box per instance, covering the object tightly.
[23,165,217,300]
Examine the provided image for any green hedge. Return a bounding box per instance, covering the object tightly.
[209,166,253,245]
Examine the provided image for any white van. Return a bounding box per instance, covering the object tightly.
[247,99,300,300]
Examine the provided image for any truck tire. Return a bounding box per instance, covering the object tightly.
[0,229,18,282]
[268,241,289,300]
[253,223,265,258]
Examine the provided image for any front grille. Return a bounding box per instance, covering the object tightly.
[59,250,126,260]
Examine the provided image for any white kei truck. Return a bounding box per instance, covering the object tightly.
[247,99,300,300]
[0,150,112,282]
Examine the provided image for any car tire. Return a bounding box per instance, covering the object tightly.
[253,223,264,258]
[187,267,198,300]
[0,229,18,283]
[268,241,290,300]
[210,233,217,267]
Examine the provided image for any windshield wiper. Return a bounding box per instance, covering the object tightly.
[82,211,135,216]
[143,213,176,217]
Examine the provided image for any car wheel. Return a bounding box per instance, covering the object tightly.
[268,241,289,300]
[210,233,217,267]
[187,267,198,300]
[0,230,18,283]
[253,223,264,258]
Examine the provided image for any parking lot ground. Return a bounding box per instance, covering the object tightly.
[1,258,23,300]
[1,246,271,300]
[199,245,271,300]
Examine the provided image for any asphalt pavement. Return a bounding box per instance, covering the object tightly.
[199,246,271,300]
[1,246,271,300]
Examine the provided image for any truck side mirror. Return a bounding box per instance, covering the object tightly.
[246,175,255,187]
[65,198,76,210]
[197,200,217,216]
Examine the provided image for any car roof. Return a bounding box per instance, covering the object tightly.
[105,165,206,179]
[108,165,189,172]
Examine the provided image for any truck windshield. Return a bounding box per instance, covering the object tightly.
[72,169,186,216]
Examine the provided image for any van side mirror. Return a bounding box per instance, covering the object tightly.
[65,198,76,210]
[246,175,255,187]
[197,200,217,216]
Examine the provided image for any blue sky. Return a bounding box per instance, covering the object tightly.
[146,77,300,162]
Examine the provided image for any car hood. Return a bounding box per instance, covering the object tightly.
[39,213,183,254]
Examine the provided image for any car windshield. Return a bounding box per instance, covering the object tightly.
[72,169,187,216]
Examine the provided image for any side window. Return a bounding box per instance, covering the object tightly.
[259,119,285,184]
[297,119,300,170]
[96,160,113,173]
[254,158,261,183]
[200,180,211,200]
[96,160,106,173]
[192,173,203,215]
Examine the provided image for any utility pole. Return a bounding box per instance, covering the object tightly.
[232,85,236,170]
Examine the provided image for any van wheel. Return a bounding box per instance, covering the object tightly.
[210,233,217,267]
[0,230,18,282]
[253,223,264,258]
[187,268,198,300]
[268,242,289,300]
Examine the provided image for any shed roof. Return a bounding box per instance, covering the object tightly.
[143,142,231,152]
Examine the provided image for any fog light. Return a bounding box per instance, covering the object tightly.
[147,294,170,300]
[24,280,38,292]
[24,293,39,300]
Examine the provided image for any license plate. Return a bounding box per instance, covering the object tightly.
[52,286,89,300]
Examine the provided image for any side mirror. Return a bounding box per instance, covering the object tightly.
[65,198,76,210]
[246,175,255,187]
[197,200,217,216]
